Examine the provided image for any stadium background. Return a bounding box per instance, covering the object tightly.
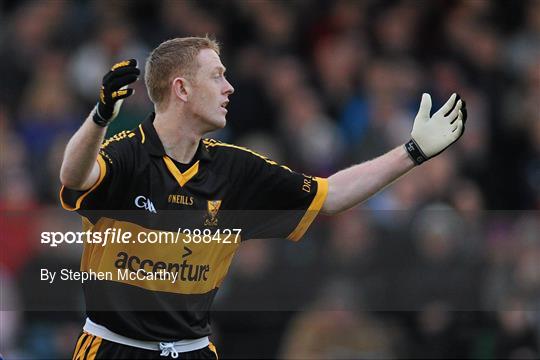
[0,0,539,358]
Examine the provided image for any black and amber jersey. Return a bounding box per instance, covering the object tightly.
[60,113,328,341]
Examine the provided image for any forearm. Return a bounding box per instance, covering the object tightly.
[60,59,139,190]
[322,146,415,214]
[60,109,106,190]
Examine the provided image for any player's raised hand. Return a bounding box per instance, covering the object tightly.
[93,59,141,127]
[405,92,467,165]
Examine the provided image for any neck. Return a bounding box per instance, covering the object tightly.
[153,109,203,164]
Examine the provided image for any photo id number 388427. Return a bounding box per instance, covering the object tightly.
[179,228,242,244]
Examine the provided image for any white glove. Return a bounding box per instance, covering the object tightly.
[405,93,467,165]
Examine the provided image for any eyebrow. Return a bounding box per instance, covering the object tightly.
[214,66,226,73]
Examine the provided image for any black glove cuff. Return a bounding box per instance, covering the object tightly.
[405,139,428,165]
[92,104,110,127]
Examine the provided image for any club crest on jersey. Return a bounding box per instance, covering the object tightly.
[204,200,222,226]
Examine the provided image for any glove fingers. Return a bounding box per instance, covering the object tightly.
[450,110,463,125]
[443,93,460,116]
[111,66,141,78]
[103,67,141,83]
[111,88,134,101]
[111,59,138,71]
[451,119,464,138]
[446,100,462,123]
[450,109,462,131]
[107,74,140,91]
[461,100,468,124]
[447,96,467,124]
[93,60,138,126]
[438,93,458,117]
[417,93,432,120]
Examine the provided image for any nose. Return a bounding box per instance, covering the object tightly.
[224,78,234,95]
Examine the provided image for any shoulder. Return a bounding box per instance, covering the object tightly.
[102,129,136,149]
[202,138,278,166]
[98,126,147,169]
[101,125,146,152]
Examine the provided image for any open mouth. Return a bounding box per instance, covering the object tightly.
[220,100,229,109]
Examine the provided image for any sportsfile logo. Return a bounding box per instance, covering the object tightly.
[135,196,157,214]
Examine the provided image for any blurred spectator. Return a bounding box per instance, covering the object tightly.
[396,203,481,311]
[505,0,540,76]
[213,239,290,359]
[372,2,421,56]
[226,46,276,136]
[278,86,344,174]
[490,296,539,359]
[0,0,538,358]
[483,215,540,315]
[0,268,22,358]
[236,0,297,53]
[339,58,419,162]
[69,17,149,104]
[312,34,368,116]
[158,0,223,40]
[0,113,40,274]
[307,0,367,43]
[280,279,400,359]
[16,50,80,202]
[0,1,69,115]
[410,302,469,358]
[319,210,387,309]
[16,208,85,358]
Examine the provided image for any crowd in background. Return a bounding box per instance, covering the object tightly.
[0,0,539,358]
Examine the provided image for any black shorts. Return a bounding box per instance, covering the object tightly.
[72,332,219,360]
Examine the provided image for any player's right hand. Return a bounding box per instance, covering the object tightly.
[93,59,141,127]
[405,92,467,165]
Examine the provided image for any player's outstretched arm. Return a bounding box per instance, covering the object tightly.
[321,93,467,215]
[59,59,140,190]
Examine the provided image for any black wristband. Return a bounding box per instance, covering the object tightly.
[92,104,110,127]
[405,139,428,165]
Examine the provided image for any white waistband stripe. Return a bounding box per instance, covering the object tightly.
[83,318,209,353]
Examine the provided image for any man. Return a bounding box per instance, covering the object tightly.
[60,36,466,359]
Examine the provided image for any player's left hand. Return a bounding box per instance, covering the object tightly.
[405,92,467,165]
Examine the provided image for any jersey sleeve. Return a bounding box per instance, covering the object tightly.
[59,133,135,213]
[232,150,328,241]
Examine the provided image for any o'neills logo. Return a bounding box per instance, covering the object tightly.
[168,194,194,206]
[114,249,210,283]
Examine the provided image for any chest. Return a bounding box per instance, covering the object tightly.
[114,160,238,231]
[126,160,231,207]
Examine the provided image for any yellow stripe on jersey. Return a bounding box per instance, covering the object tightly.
[139,124,146,143]
[209,342,219,359]
[73,334,93,360]
[101,130,136,149]
[60,154,107,211]
[86,336,102,360]
[287,177,328,241]
[203,139,293,172]
[72,333,87,359]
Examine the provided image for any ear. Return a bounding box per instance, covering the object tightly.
[172,77,190,102]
